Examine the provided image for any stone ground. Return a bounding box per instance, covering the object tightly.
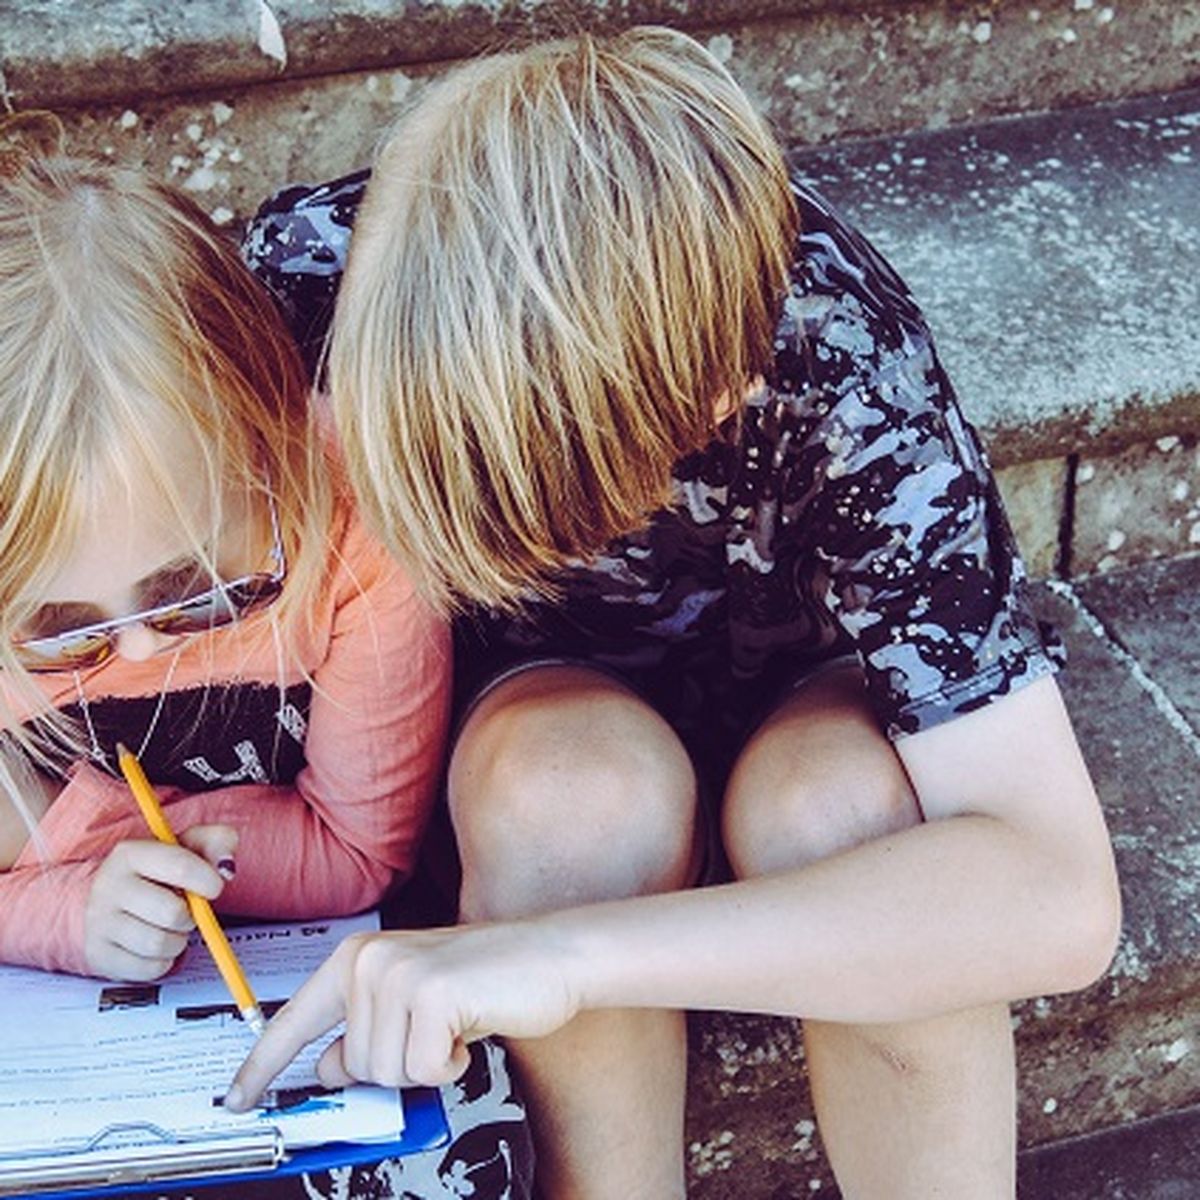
[1021,1102,1200,1199]
[9,1,1200,153]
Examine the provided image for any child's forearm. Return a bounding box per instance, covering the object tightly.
[227,804,1119,1107]
[551,811,1118,1024]
[229,682,1120,1103]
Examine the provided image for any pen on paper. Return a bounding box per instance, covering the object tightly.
[115,742,266,1038]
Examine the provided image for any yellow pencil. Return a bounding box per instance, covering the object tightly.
[116,742,266,1037]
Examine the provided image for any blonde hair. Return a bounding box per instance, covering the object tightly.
[331,26,798,612]
[0,146,333,785]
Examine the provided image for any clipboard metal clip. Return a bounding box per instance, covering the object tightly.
[0,1121,284,1196]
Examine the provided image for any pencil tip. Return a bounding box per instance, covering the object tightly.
[115,741,131,757]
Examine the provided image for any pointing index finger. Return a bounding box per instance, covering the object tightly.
[225,950,350,1111]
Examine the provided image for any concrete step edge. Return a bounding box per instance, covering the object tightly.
[5,0,1199,150]
[1017,1101,1200,1199]
[0,0,862,110]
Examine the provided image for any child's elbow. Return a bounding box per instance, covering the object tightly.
[318,857,398,917]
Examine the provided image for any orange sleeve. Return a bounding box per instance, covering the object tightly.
[210,522,452,920]
[0,519,452,974]
[0,761,138,973]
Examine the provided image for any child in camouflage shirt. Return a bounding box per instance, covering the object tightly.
[232,28,1120,1199]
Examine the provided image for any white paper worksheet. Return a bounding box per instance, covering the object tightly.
[0,911,402,1159]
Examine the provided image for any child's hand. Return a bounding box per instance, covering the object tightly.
[83,824,238,981]
[225,922,581,1109]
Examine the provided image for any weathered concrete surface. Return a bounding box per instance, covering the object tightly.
[688,1097,1200,1199]
[688,1100,1200,1200]
[5,0,1199,144]
[1019,1102,1200,1200]
[726,0,1200,150]
[42,72,424,232]
[686,1013,831,1196]
[0,1,823,107]
[1077,552,1200,734]
[684,558,1200,1197]
[792,86,1200,469]
[1073,438,1200,574]
[992,437,1199,581]
[996,456,1069,578]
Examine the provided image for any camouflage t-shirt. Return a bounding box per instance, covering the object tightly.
[242,170,1056,765]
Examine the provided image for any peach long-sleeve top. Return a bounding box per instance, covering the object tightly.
[0,507,451,975]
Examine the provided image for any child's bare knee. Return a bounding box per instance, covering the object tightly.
[451,693,696,918]
[724,762,919,878]
[457,772,696,918]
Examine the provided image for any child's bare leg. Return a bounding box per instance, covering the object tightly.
[723,666,1016,1199]
[448,666,697,1200]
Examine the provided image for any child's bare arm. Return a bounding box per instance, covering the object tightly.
[566,673,1118,1021]
[229,673,1118,1102]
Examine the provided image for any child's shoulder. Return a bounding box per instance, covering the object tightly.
[789,182,914,294]
[242,169,369,279]
[784,178,931,352]
[241,170,370,377]
[761,179,946,426]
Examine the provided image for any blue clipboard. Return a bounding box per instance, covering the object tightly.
[0,1087,449,1198]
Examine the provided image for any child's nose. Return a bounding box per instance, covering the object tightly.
[114,623,174,662]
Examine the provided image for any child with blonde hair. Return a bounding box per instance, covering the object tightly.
[235,28,1119,1199]
[0,132,532,1200]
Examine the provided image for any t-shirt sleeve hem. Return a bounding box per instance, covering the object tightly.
[887,650,1060,741]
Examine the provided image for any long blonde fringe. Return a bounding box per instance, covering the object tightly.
[0,148,333,838]
[331,26,798,613]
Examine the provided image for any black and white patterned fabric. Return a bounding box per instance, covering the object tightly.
[123,1040,534,1200]
[291,1041,533,1200]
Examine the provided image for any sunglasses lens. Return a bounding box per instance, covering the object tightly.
[11,573,285,673]
[14,633,113,673]
[146,576,284,636]
[147,595,238,636]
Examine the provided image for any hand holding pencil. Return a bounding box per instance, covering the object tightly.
[114,742,265,1036]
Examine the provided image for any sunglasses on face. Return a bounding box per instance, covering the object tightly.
[12,494,287,674]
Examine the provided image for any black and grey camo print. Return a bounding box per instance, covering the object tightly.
[243,172,1057,764]
[241,175,363,379]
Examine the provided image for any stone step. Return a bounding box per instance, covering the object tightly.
[6,16,1197,576]
[689,1100,1200,1199]
[789,86,1200,579]
[684,552,1200,1197]
[6,0,1198,147]
[1020,1101,1200,1199]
